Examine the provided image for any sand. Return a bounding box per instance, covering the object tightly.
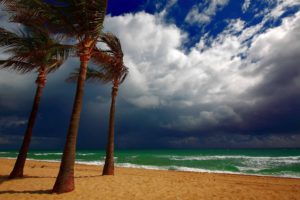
[0,158,300,200]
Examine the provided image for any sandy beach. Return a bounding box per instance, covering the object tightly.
[0,158,300,200]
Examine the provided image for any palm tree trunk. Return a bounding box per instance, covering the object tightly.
[102,82,119,175]
[52,50,90,194]
[9,68,46,179]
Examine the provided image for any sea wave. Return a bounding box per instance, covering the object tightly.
[114,163,299,177]
[116,163,238,174]
[1,157,300,178]
[164,155,300,162]
[33,153,63,156]
[76,161,105,165]
[117,163,228,174]
[236,166,268,172]
[98,156,118,160]
[77,153,96,156]
[116,163,164,170]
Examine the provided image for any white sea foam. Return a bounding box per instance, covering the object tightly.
[116,163,236,174]
[168,166,242,175]
[33,153,62,156]
[77,153,96,156]
[236,166,267,172]
[99,156,118,160]
[241,157,300,170]
[117,163,300,178]
[114,163,282,177]
[165,155,300,161]
[76,161,105,166]
[116,163,165,170]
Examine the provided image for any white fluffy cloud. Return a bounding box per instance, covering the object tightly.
[185,0,230,25]
[104,11,258,109]
[103,2,300,133]
[242,0,251,13]
[104,12,186,108]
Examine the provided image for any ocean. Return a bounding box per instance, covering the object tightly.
[1,149,300,178]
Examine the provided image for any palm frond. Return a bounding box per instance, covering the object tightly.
[1,0,108,40]
[0,59,36,74]
[46,43,76,62]
[46,59,64,73]
[67,67,111,84]
[0,26,70,75]
[66,68,81,83]
[85,67,112,83]
[99,32,123,58]
[91,49,115,66]
[91,32,128,85]
[0,28,26,49]
[119,66,129,84]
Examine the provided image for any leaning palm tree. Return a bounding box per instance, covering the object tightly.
[1,0,108,193]
[0,27,70,179]
[70,33,128,175]
[69,33,128,175]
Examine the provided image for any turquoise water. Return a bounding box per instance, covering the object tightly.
[1,149,300,178]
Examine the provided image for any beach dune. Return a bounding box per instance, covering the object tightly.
[0,158,300,200]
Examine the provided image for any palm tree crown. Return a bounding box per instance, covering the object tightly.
[87,33,128,85]
[0,27,70,75]
[1,0,107,39]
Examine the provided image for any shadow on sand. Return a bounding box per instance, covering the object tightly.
[76,175,102,178]
[0,175,9,185]
[0,174,102,194]
[0,175,56,185]
[0,189,51,195]
[0,175,52,194]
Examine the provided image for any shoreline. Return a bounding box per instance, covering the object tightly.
[1,158,300,199]
[1,157,300,180]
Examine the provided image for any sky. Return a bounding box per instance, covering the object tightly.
[0,0,300,150]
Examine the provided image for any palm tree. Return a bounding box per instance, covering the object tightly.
[2,0,108,192]
[68,33,128,175]
[1,0,108,193]
[83,33,128,175]
[0,27,70,179]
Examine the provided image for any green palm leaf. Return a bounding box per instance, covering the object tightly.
[68,32,129,85]
[0,26,72,74]
[1,0,108,40]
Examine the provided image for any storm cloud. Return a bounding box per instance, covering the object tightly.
[0,0,299,149]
